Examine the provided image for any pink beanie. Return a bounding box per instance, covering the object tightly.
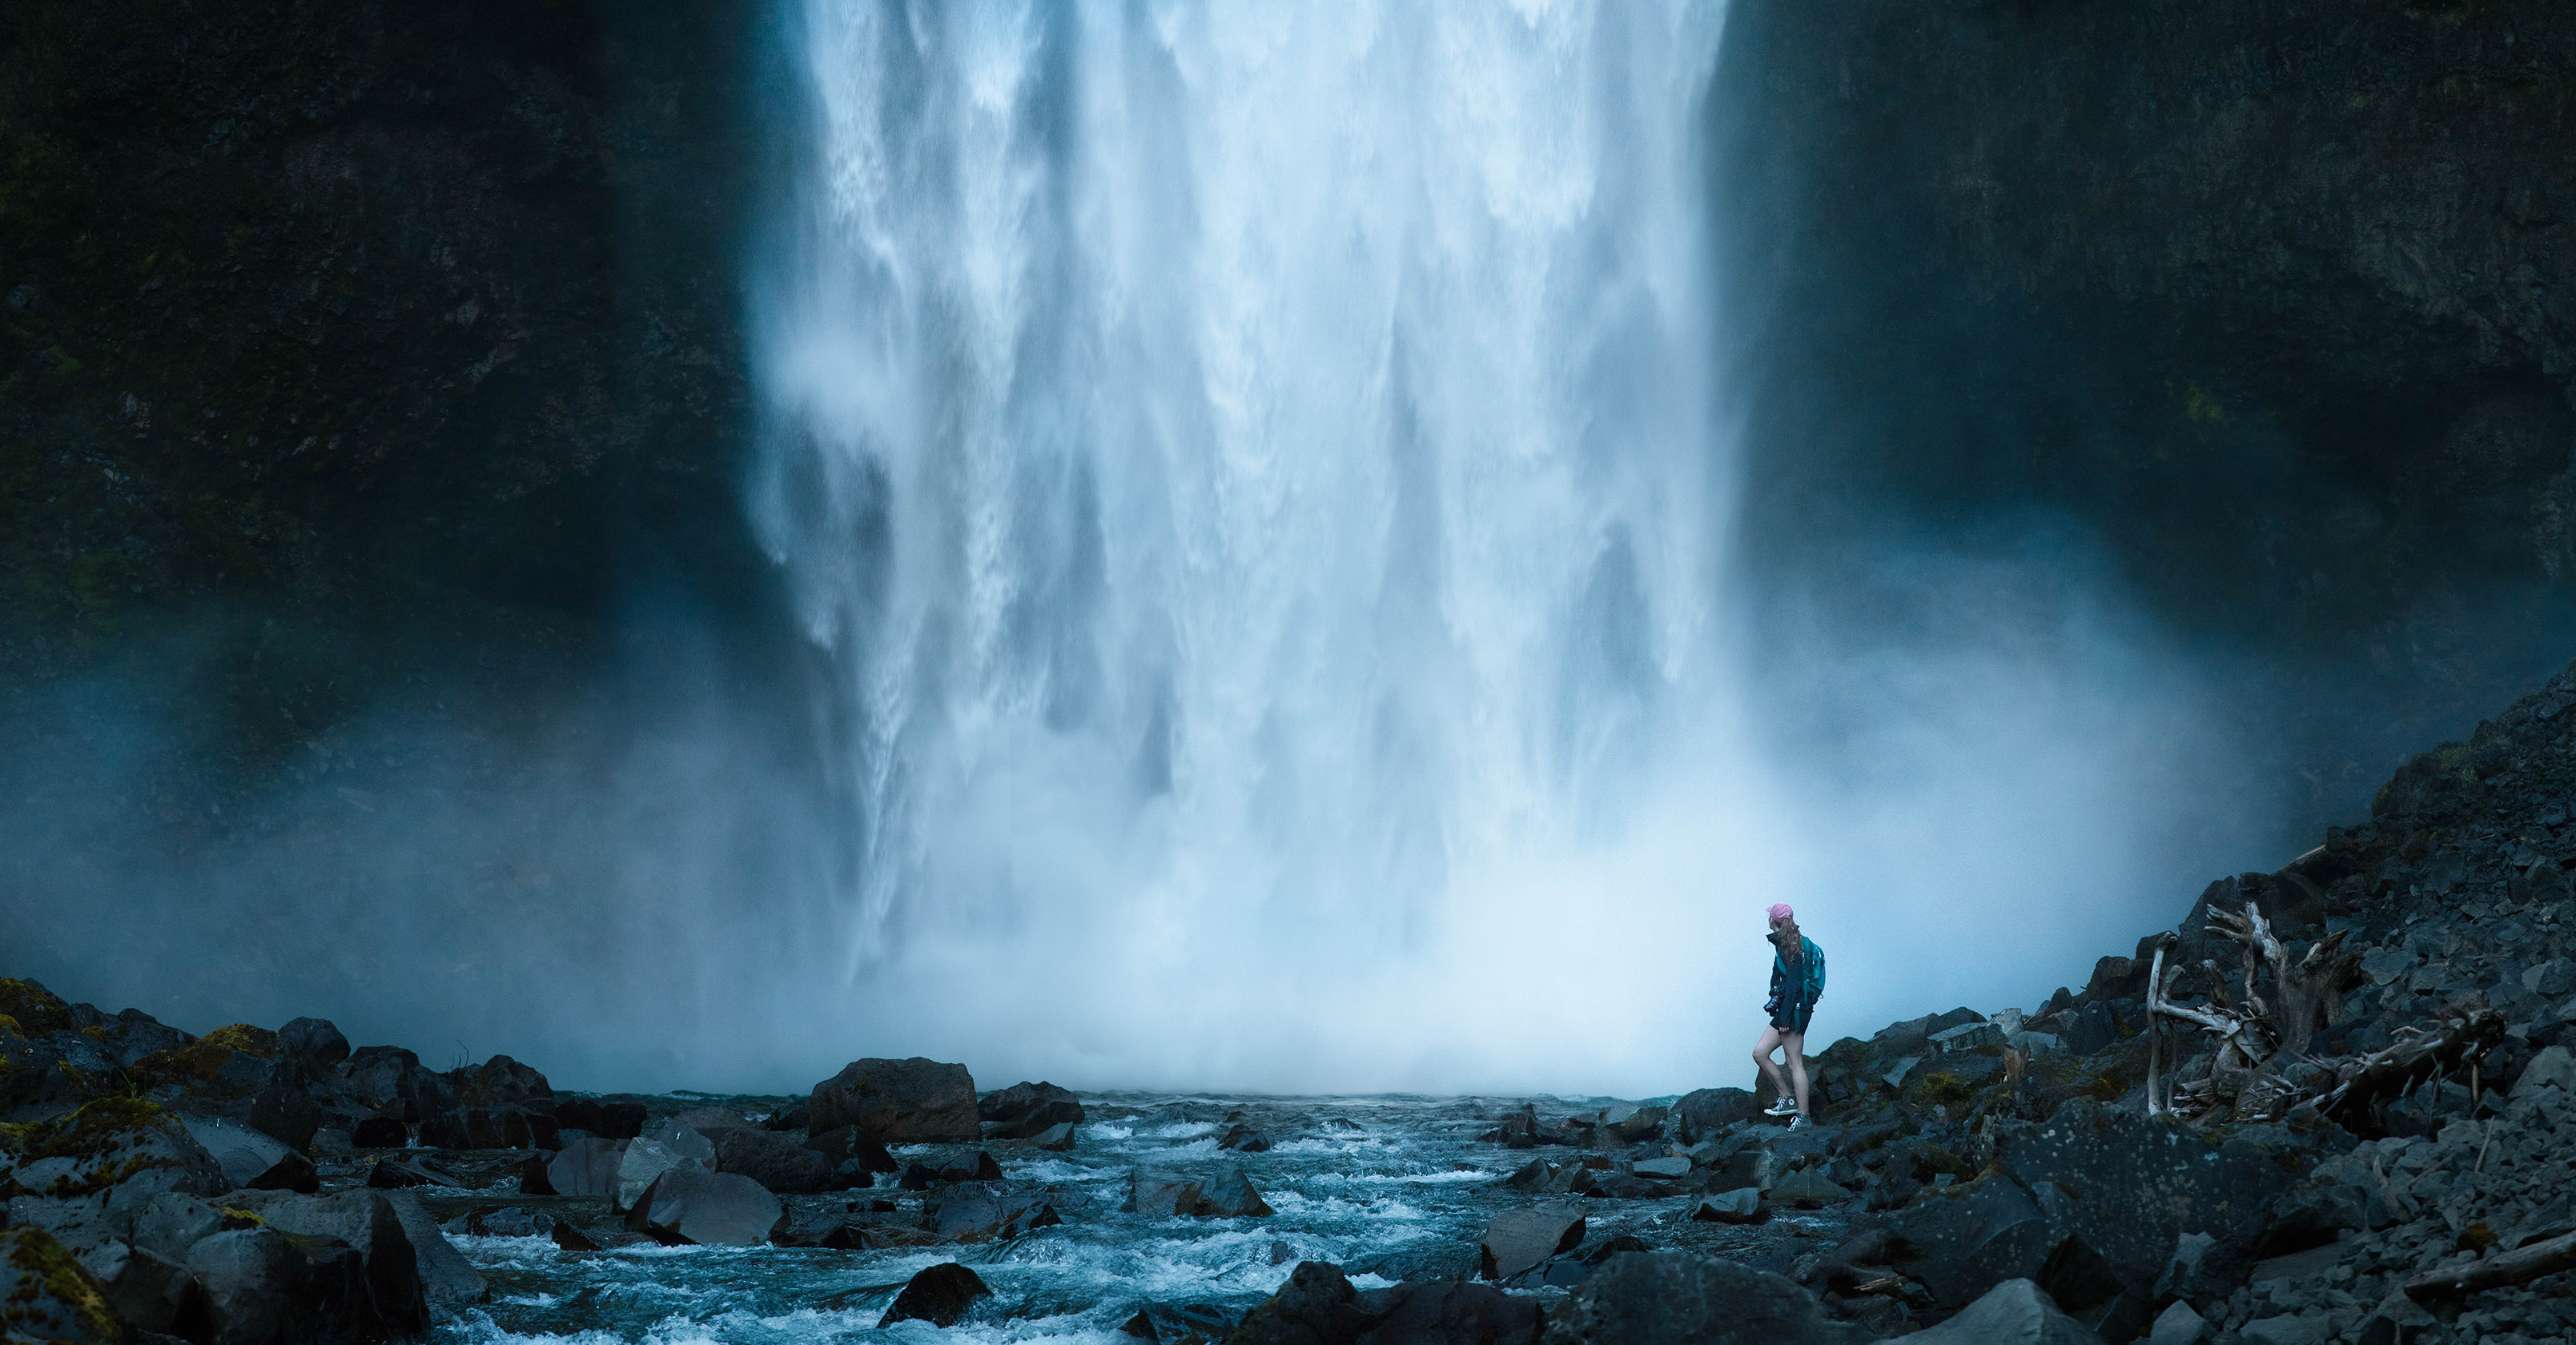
[1766,903,1794,922]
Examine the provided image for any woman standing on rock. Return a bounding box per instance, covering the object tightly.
[1754,903,1826,1128]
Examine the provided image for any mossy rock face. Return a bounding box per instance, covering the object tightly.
[0,982,74,1038]
[0,1097,223,1200]
[0,1224,122,1343]
[132,1023,279,1096]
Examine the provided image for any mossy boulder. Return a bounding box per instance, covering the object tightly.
[131,1023,279,1100]
[1,1097,226,1200]
[0,981,75,1039]
[0,1224,123,1343]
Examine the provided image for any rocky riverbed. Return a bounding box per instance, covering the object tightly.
[20,660,2576,1344]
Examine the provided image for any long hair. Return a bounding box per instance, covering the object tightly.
[1774,916,1803,966]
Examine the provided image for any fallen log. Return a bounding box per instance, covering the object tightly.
[2302,998,2503,1134]
[2405,1228,2576,1301]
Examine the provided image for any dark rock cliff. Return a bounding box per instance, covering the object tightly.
[1722,0,2576,827]
[0,0,782,750]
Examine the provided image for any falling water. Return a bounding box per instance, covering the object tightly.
[750,0,1758,1091]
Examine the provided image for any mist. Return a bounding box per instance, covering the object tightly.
[1,0,2297,1099]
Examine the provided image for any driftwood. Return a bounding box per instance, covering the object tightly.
[2204,902,2364,1054]
[2405,1227,2576,1301]
[2303,998,2505,1133]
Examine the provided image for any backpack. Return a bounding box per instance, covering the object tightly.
[1800,936,1827,1005]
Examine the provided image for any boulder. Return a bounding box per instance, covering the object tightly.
[1538,1251,1873,1344]
[1220,1124,1274,1152]
[364,1158,456,1190]
[246,1078,324,1151]
[1671,1088,1760,1140]
[1,1098,227,1201]
[1201,1165,1273,1217]
[1931,1021,2007,1054]
[182,1115,296,1190]
[922,1186,1063,1242]
[804,1124,900,1174]
[340,1046,456,1122]
[671,1105,750,1132]
[979,1080,1085,1139]
[1505,1159,1592,1196]
[2526,959,2576,999]
[552,1098,646,1139]
[0,1226,123,1343]
[1708,1146,1784,1194]
[451,1055,553,1109]
[613,1135,701,1212]
[643,1117,717,1163]
[246,1150,319,1194]
[350,1116,407,1149]
[220,1188,431,1335]
[2514,1044,2576,1097]
[1766,1169,1852,1209]
[1034,1122,1079,1151]
[380,1190,488,1315]
[1128,1171,1205,1217]
[1693,1189,1764,1223]
[123,1192,224,1262]
[1350,1278,1545,1343]
[1885,1175,2058,1307]
[710,1126,834,1194]
[879,1261,990,1328]
[1480,1207,1584,1281]
[2148,1301,2208,1345]
[1903,1279,2105,1344]
[1121,1301,1243,1343]
[276,1017,351,1067]
[1630,1156,1692,1181]
[80,1239,201,1337]
[1222,1261,1373,1345]
[810,1058,979,1142]
[902,1150,1005,1190]
[625,1169,783,1247]
[1601,1104,1668,1142]
[1993,1101,2301,1296]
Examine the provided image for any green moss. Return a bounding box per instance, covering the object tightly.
[1,1225,122,1343]
[2182,382,2225,423]
[0,1015,22,1039]
[0,981,73,1037]
[199,1024,280,1059]
[1915,1071,1974,1105]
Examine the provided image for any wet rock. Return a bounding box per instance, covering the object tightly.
[1202,1165,1274,1218]
[979,1080,1085,1139]
[613,1135,701,1211]
[364,1158,455,1190]
[1904,1278,2104,1344]
[1034,1122,1079,1151]
[220,1187,431,1335]
[642,1116,717,1163]
[922,1186,1063,1242]
[544,1136,624,1200]
[2525,959,2576,999]
[1223,1261,1372,1345]
[1537,1250,1872,1344]
[1352,1278,1545,1343]
[350,1116,407,1149]
[1693,1188,1764,1223]
[709,1126,833,1194]
[1505,1158,1592,1195]
[182,1221,410,1344]
[1,1098,227,1202]
[181,1115,295,1190]
[624,1169,784,1247]
[1885,1174,2056,1307]
[1995,1101,2302,1297]
[902,1150,1005,1190]
[1479,1207,1584,1281]
[0,1227,120,1344]
[123,1193,224,1263]
[276,1017,350,1067]
[879,1261,991,1328]
[1766,1168,1851,1209]
[246,1150,319,1194]
[804,1124,900,1177]
[671,1105,750,1132]
[1708,1146,1784,1194]
[1122,1300,1242,1343]
[451,1055,553,1110]
[1220,1124,1274,1152]
[2513,1043,2576,1097]
[811,1057,979,1143]
[1671,1088,1761,1141]
[1629,1155,1691,1180]
[1930,1021,2007,1054]
[1128,1170,1205,1217]
[2147,1300,2208,1345]
[380,1190,488,1316]
[550,1221,602,1251]
[1601,1104,1667,1142]
[81,1238,202,1337]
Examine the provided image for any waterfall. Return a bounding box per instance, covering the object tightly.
[752,1,1781,1089]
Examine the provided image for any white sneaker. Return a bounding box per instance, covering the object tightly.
[1789,1114,1810,1130]
[1762,1097,1798,1117]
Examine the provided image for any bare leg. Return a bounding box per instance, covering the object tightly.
[1752,1024,1789,1103]
[1782,1030,1811,1116]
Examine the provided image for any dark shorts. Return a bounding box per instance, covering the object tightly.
[1770,1002,1814,1034]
